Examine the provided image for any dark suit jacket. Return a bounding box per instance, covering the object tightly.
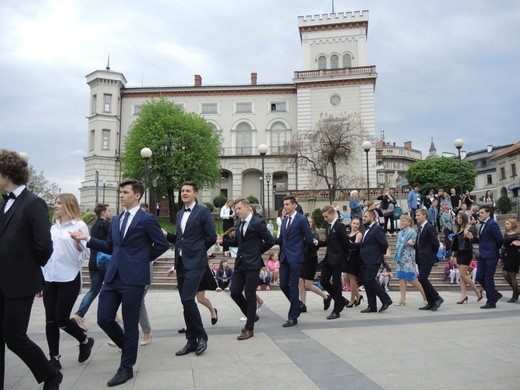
[473,218,504,259]
[171,204,216,270]
[223,216,274,270]
[88,208,169,286]
[275,212,313,264]
[359,223,388,265]
[318,220,349,266]
[415,222,440,264]
[0,188,53,298]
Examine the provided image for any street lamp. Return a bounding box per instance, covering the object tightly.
[258,144,268,216]
[140,147,152,204]
[102,180,106,203]
[95,170,99,205]
[454,138,464,196]
[265,173,272,220]
[362,141,372,200]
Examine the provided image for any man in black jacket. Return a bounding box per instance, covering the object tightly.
[219,198,274,340]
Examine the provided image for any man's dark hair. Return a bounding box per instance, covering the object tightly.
[0,149,29,185]
[283,195,297,204]
[479,204,492,214]
[119,179,144,200]
[94,203,109,218]
[182,181,198,192]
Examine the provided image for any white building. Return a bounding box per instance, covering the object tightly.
[80,10,377,215]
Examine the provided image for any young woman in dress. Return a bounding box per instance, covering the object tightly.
[451,212,482,304]
[500,218,520,302]
[393,215,426,306]
[345,217,363,307]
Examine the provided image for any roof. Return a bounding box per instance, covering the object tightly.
[491,141,520,160]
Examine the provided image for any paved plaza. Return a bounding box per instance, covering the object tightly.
[5,287,520,389]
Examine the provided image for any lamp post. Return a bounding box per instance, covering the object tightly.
[95,170,99,205]
[140,147,152,204]
[102,180,106,203]
[265,173,272,220]
[258,144,268,216]
[362,141,372,200]
[454,138,464,196]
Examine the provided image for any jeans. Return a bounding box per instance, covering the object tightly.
[75,268,104,318]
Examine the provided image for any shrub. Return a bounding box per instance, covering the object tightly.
[247,195,259,204]
[82,213,94,223]
[204,202,215,212]
[312,208,325,228]
[213,194,227,208]
[497,195,512,214]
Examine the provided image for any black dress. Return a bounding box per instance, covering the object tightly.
[300,231,320,280]
[198,265,218,291]
[451,230,473,266]
[345,233,361,276]
[502,233,520,273]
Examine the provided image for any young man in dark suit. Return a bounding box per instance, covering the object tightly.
[0,149,61,389]
[470,205,504,308]
[219,198,274,340]
[72,180,169,387]
[318,205,349,319]
[415,208,443,311]
[359,210,393,313]
[275,196,314,327]
[170,181,216,356]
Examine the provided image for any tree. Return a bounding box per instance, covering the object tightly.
[405,157,477,194]
[121,99,221,222]
[28,164,60,204]
[284,113,364,204]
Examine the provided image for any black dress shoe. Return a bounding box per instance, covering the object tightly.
[282,319,298,327]
[196,339,207,355]
[431,298,444,311]
[43,368,62,390]
[300,304,307,313]
[323,295,332,311]
[211,308,218,325]
[175,342,197,356]
[178,327,186,333]
[379,301,392,313]
[480,303,497,309]
[78,337,94,362]
[326,312,340,320]
[419,304,432,310]
[107,368,134,387]
[360,307,377,313]
[496,292,503,301]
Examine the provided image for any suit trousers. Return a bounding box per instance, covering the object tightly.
[176,258,207,344]
[230,264,259,331]
[320,261,346,313]
[417,259,440,304]
[97,274,145,373]
[0,293,53,385]
[476,257,499,304]
[279,260,303,321]
[362,263,392,309]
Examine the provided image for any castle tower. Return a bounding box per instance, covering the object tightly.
[293,10,377,191]
[427,137,438,159]
[80,69,127,208]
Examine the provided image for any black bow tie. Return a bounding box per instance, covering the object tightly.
[2,192,16,201]
[184,208,191,212]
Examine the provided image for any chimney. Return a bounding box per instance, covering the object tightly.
[251,72,257,85]
[194,74,202,87]
[487,145,493,153]
[404,141,412,150]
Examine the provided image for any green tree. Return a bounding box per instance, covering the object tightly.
[405,157,477,194]
[121,99,221,222]
[28,164,60,204]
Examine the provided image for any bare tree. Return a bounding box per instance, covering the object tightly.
[27,165,60,204]
[284,113,365,204]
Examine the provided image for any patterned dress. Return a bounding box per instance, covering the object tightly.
[394,227,418,281]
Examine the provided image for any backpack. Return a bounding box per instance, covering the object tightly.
[393,205,403,220]
[96,252,111,274]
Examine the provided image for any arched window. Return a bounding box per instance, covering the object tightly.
[318,55,326,70]
[270,121,288,153]
[236,122,253,155]
[342,54,352,68]
[330,54,339,69]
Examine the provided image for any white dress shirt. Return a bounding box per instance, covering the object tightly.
[120,204,141,238]
[42,219,90,282]
[240,213,253,236]
[3,185,25,213]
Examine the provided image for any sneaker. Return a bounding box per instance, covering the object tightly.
[216,287,222,292]
[224,287,230,292]
[266,285,271,291]
[49,356,62,370]
[240,316,247,322]
[257,286,262,291]
[78,337,94,363]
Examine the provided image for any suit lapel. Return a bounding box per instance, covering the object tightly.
[0,188,29,236]
[122,209,143,242]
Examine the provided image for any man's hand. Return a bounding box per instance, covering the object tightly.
[70,230,89,242]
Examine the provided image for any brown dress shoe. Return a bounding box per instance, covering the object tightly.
[237,330,254,340]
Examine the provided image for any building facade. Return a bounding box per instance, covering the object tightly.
[80,10,377,215]
[375,140,422,191]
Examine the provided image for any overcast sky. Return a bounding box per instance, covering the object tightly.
[1,0,519,197]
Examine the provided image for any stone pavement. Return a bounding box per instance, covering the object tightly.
[5,288,520,389]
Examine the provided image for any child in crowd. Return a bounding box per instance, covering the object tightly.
[427,198,439,229]
[215,259,233,292]
[377,261,392,292]
[257,267,271,291]
[444,258,460,284]
[266,252,280,284]
[468,259,478,282]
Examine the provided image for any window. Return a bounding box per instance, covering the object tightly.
[318,55,326,70]
[91,95,97,114]
[101,129,110,150]
[330,54,339,69]
[481,159,487,168]
[487,174,493,185]
[329,94,341,106]
[89,130,95,151]
[500,167,506,180]
[103,94,112,113]
[511,163,517,177]
[236,102,252,113]
[342,54,352,68]
[133,105,142,116]
[201,103,218,114]
[236,122,252,154]
[270,122,288,153]
[270,102,286,112]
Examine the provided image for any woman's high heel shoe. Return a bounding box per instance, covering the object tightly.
[355,295,364,307]
[394,300,406,306]
[477,289,484,302]
[457,296,469,304]
[211,308,218,325]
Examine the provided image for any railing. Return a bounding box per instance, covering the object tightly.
[294,66,376,79]
[290,188,411,201]
[221,146,287,156]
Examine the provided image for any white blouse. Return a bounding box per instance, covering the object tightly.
[42,219,90,282]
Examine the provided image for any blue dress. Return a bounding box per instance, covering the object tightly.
[394,228,417,281]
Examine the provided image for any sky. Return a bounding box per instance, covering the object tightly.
[1,0,519,198]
